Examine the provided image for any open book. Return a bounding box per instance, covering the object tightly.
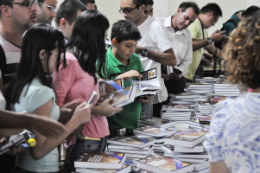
[97,68,161,107]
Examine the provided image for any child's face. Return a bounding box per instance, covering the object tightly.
[116,40,137,61]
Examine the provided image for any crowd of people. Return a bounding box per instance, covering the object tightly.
[0,0,260,172]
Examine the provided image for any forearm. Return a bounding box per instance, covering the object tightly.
[205,44,222,59]
[0,128,24,138]
[0,110,33,129]
[192,38,208,51]
[91,106,103,116]
[30,117,81,160]
[147,50,177,67]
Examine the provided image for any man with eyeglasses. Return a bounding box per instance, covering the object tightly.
[120,0,177,119]
[185,3,224,82]
[145,0,153,17]
[36,0,56,24]
[0,0,37,85]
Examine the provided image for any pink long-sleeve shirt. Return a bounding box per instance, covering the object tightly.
[53,53,109,147]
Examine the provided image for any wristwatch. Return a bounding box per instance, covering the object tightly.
[141,49,148,57]
[207,38,213,45]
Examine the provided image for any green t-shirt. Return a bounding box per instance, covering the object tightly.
[185,18,209,80]
[104,47,144,136]
[223,10,243,36]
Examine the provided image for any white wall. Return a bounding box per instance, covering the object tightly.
[56,0,246,37]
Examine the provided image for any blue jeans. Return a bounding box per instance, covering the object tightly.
[69,136,107,170]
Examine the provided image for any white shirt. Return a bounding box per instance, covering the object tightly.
[204,92,260,172]
[137,15,172,103]
[157,16,193,76]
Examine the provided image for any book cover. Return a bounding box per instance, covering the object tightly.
[108,136,154,145]
[210,96,235,104]
[169,131,207,142]
[138,155,191,171]
[198,116,211,122]
[76,153,125,164]
[135,126,171,134]
[99,79,123,96]
[96,86,131,106]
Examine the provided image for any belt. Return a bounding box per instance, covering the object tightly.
[78,132,101,141]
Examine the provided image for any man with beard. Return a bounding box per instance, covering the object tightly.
[0,0,37,84]
[36,0,57,24]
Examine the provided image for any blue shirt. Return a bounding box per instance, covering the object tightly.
[14,78,60,172]
[204,92,260,173]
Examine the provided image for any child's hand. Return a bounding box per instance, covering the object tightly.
[116,70,140,80]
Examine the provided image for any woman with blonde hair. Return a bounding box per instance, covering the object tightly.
[204,10,260,173]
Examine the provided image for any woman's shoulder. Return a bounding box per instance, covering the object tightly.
[25,79,54,99]
[64,52,79,64]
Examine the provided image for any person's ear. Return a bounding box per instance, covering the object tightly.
[39,50,46,61]
[59,18,67,30]
[112,38,117,46]
[140,4,146,12]
[0,5,12,17]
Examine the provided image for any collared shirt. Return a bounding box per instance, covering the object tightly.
[0,33,21,84]
[103,47,143,136]
[158,16,193,76]
[185,18,209,80]
[137,15,172,103]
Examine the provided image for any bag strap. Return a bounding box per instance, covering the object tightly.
[0,44,6,83]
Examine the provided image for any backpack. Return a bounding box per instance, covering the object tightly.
[214,19,238,49]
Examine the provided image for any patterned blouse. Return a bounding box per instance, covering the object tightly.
[204,92,260,173]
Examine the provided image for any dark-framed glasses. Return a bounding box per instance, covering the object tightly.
[39,2,56,12]
[119,6,139,15]
[5,0,38,8]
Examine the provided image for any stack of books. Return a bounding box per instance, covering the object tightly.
[74,152,131,173]
[107,136,156,159]
[187,121,210,131]
[133,126,176,138]
[198,101,215,116]
[210,96,236,107]
[161,104,192,121]
[135,155,194,173]
[162,131,209,165]
[185,83,213,95]
[214,82,240,96]
[139,117,176,129]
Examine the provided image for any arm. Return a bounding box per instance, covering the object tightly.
[210,161,230,173]
[205,44,223,59]
[30,99,91,160]
[0,128,23,138]
[0,69,3,94]
[0,110,65,138]
[136,47,177,67]
[192,30,225,51]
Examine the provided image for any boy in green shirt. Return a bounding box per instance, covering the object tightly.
[104,20,153,137]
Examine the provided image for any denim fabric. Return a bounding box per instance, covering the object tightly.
[69,136,107,171]
[12,166,58,173]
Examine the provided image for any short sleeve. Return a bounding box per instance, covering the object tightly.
[26,87,54,113]
[53,54,77,107]
[188,22,199,39]
[203,100,230,162]
[151,21,172,53]
[223,23,235,36]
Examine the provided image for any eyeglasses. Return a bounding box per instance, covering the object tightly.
[119,6,139,15]
[5,0,38,8]
[39,2,57,12]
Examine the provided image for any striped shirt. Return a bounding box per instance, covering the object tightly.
[0,33,21,84]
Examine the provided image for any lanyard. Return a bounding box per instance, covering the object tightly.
[198,18,205,39]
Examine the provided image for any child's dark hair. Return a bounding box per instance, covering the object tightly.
[111,20,141,44]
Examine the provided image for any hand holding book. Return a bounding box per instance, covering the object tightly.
[92,98,122,117]
[115,70,142,81]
